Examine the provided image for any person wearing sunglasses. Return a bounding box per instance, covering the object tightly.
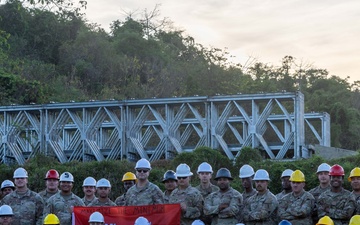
[125,158,164,206]
[169,163,203,225]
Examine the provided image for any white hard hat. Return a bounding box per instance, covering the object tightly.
[134,216,151,225]
[197,162,213,173]
[281,169,294,178]
[13,167,28,178]
[317,163,331,173]
[1,180,15,190]
[175,163,193,177]
[239,164,255,178]
[88,211,104,223]
[83,177,97,187]
[59,172,74,182]
[192,220,205,225]
[96,178,111,188]
[135,158,151,170]
[253,169,270,181]
[0,205,14,216]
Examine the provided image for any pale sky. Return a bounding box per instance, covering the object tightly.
[85,0,360,82]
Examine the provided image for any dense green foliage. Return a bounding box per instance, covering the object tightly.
[0,148,358,199]
[0,1,360,150]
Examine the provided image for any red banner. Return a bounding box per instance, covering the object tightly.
[73,204,181,225]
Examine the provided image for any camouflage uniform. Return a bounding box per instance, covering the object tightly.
[163,190,172,203]
[125,182,164,206]
[351,192,360,215]
[317,188,356,225]
[88,198,116,206]
[115,194,126,206]
[204,187,242,225]
[81,196,97,206]
[169,185,203,225]
[38,189,60,203]
[195,184,219,225]
[1,189,44,225]
[309,185,331,223]
[278,190,314,224]
[44,192,85,225]
[242,189,278,225]
[275,190,291,200]
[242,189,257,202]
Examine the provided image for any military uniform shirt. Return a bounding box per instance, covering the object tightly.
[317,188,356,225]
[38,189,60,203]
[195,183,220,199]
[125,182,164,206]
[82,196,97,206]
[278,190,314,224]
[242,188,257,202]
[163,190,173,203]
[242,189,278,225]
[169,185,203,225]
[309,185,331,201]
[275,190,291,200]
[1,189,44,225]
[44,192,85,225]
[88,198,116,206]
[115,194,126,206]
[351,192,360,215]
[204,187,243,225]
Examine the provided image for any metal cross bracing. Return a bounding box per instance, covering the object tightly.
[0,91,330,165]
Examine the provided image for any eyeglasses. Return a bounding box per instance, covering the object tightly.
[136,169,149,173]
[177,177,188,180]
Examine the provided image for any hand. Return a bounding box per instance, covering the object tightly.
[218,203,229,211]
[180,202,187,211]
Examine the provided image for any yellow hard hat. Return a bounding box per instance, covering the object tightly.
[43,214,60,225]
[348,167,360,181]
[316,216,334,225]
[350,215,360,225]
[289,170,305,182]
[122,172,137,182]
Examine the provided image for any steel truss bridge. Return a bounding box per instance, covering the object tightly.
[0,92,330,165]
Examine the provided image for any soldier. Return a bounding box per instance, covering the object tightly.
[125,158,164,206]
[317,164,355,225]
[239,164,256,201]
[195,162,219,199]
[275,169,293,200]
[0,205,14,225]
[169,163,203,225]
[88,178,116,206]
[44,172,85,225]
[309,163,331,223]
[316,216,334,225]
[242,169,278,225]
[162,170,178,203]
[88,212,104,225]
[0,180,15,199]
[348,167,360,214]
[1,167,44,225]
[43,214,60,225]
[82,177,97,206]
[38,169,60,203]
[204,168,242,225]
[278,170,314,224]
[115,172,136,206]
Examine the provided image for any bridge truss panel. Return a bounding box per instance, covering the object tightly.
[0,92,330,165]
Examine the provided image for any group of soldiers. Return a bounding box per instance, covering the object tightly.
[1,158,360,225]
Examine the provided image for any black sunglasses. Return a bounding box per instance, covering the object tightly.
[177,177,188,180]
[136,169,149,173]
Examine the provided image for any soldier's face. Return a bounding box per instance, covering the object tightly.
[198,172,212,183]
[14,178,27,188]
[318,171,330,185]
[0,216,13,225]
[46,178,59,191]
[290,181,305,194]
[217,177,230,191]
[255,180,268,193]
[1,187,14,196]
[60,181,73,193]
[136,168,150,181]
[123,181,135,191]
[330,175,343,188]
[177,176,190,187]
[164,180,177,191]
[351,177,360,191]
[97,187,111,198]
[241,177,253,189]
[83,186,96,196]
[281,176,291,190]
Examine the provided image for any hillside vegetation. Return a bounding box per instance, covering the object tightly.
[0,1,360,151]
